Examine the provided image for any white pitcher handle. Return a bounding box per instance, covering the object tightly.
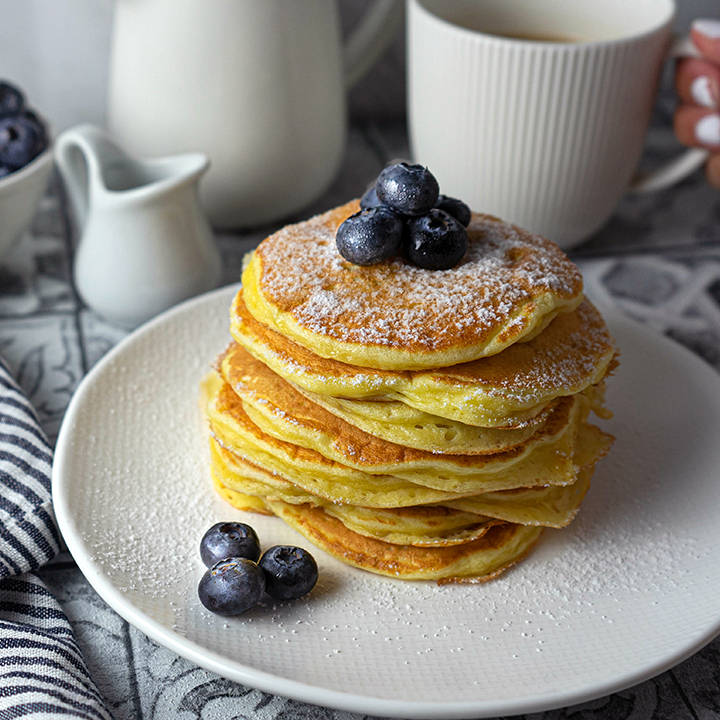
[344,0,404,89]
[629,34,711,194]
[54,123,127,232]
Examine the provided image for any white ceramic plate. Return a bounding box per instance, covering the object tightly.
[53,285,720,719]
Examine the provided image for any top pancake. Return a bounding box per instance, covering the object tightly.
[241,200,584,371]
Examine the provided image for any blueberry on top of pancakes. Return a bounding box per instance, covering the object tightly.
[376,162,439,216]
[405,208,468,270]
[338,163,471,270]
[435,194,472,227]
[359,184,382,209]
[336,205,403,266]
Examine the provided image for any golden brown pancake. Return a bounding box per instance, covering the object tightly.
[209,465,543,582]
[209,434,461,507]
[217,344,603,480]
[205,372,588,497]
[240,490,544,583]
[230,289,617,427]
[241,200,584,371]
[293,387,553,455]
[217,343,572,457]
[210,465,501,547]
[208,420,610,532]
[444,425,613,527]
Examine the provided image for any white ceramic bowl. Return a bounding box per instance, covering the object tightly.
[0,142,54,260]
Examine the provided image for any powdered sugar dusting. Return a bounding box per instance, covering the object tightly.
[255,205,583,352]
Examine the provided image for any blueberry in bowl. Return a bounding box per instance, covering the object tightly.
[0,82,24,119]
[0,113,47,171]
[0,80,52,262]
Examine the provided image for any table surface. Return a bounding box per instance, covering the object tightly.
[2,100,720,719]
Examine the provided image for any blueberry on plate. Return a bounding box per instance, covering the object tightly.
[435,194,472,227]
[0,82,24,119]
[198,557,266,616]
[0,114,46,170]
[258,545,318,601]
[375,162,439,216]
[359,184,383,209]
[405,208,469,270]
[336,206,403,265]
[200,521,261,567]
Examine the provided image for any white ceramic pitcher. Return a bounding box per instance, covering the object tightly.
[54,124,222,329]
[107,0,403,229]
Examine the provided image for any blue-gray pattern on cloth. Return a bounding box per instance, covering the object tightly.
[0,356,113,719]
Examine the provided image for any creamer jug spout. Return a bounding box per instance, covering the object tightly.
[54,123,221,329]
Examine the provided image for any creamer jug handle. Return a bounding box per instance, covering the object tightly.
[53,123,128,234]
[344,0,404,88]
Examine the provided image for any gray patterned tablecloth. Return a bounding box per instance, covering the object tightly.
[1,109,720,719]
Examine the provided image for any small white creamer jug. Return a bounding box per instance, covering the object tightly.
[107,0,403,229]
[54,124,222,329]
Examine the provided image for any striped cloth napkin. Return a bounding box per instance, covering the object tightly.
[0,357,113,719]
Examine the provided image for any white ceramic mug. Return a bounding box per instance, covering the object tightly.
[407,0,708,249]
[108,0,402,230]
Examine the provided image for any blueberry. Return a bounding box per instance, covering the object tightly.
[198,557,265,616]
[375,162,439,216]
[404,208,469,270]
[200,521,261,567]
[435,194,472,227]
[0,82,24,119]
[258,545,318,601]
[0,114,46,170]
[336,206,403,265]
[0,165,12,180]
[359,184,382,209]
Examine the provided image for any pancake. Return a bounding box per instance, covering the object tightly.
[212,470,273,516]
[209,418,610,531]
[205,373,587,497]
[240,200,584,371]
[218,344,599,479]
[221,341,583,455]
[230,289,617,427]
[295,384,610,454]
[269,501,544,583]
[213,477,544,583]
[294,388,551,455]
[444,424,613,527]
[321,504,499,547]
[210,465,500,547]
[210,457,544,581]
[209,435,465,509]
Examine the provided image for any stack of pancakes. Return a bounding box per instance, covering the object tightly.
[201,200,617,583]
